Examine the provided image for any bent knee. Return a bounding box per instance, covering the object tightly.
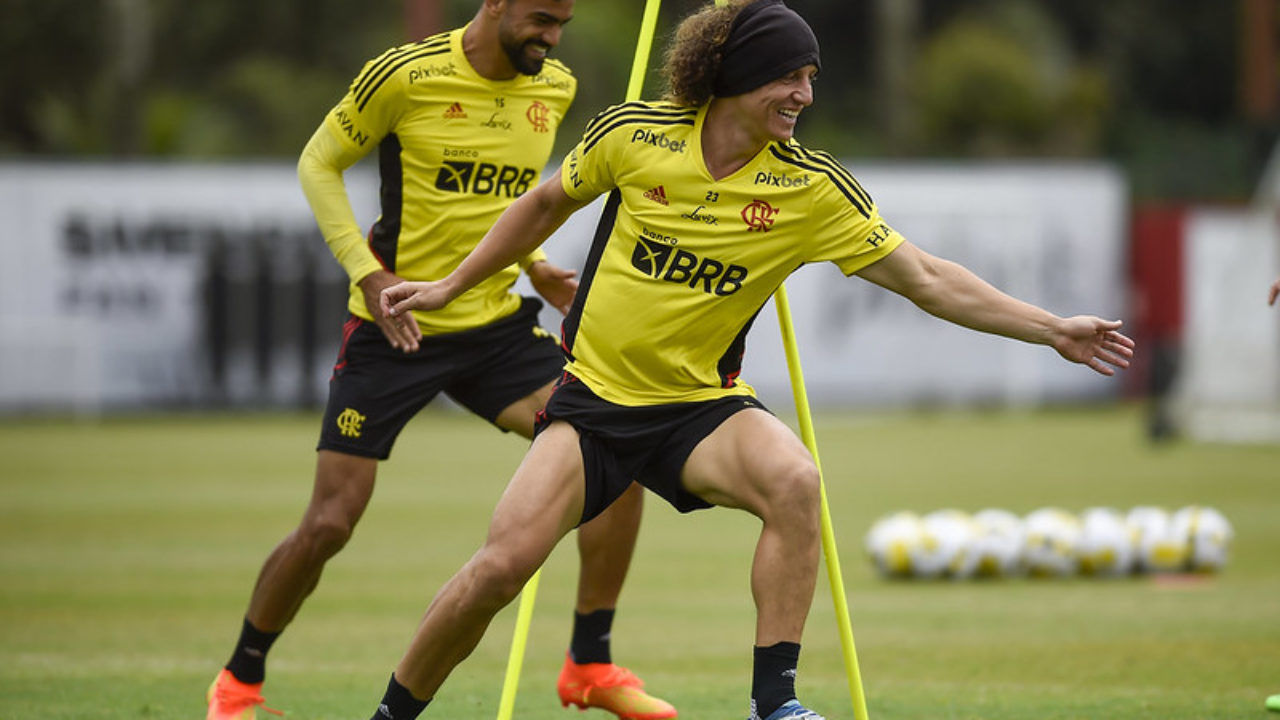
[763,461,821,522]
[468,549,538,607]
[298,513,356,557]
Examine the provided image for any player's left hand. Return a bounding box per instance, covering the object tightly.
[360,269,422,353]
[1268,279,1279,306]
[381,279,455,318]
[1051,317,1135,376]
[526,260,579,315]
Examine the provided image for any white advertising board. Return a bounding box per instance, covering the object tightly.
[0,163,375,411]
[0,161,1126,413]
[1174,209,1280,443]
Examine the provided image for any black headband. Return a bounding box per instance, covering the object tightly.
[712,0,821,98]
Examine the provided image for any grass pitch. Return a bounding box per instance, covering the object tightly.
[1,404,1277,719]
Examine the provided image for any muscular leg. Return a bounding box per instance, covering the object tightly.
[495,381,644,616]
[680,409,821,646]
[394,422,587,698]
[246,450,377,631]
[491,382,672,720]
[573,482,643,612]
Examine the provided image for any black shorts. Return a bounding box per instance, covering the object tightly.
[317,297,565,460]
[534,373,770,524]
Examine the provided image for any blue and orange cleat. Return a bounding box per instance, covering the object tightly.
[557,653,677,720]
[206,668,283,720]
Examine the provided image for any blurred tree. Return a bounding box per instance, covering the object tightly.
[1049,0,1262,199]
[909,1,1108,157]
[1130,0,1265,200]
[3,0,401,157]
[0,0,1272,201]
[1,0,111,154]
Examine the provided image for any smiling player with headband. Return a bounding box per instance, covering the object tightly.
[372,2,1134,719]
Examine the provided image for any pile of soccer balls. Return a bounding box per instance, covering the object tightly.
[864,506,1233,580]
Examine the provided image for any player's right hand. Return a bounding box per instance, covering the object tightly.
[360,270,422,353]
[1049,316,1134,376]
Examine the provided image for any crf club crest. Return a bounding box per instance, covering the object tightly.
[741,199,779,231]
[526,101,550,132]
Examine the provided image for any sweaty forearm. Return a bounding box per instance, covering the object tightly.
[911,257,1060,346]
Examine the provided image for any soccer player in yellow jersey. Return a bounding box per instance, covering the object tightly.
[370,1,1136,719]
[205,3,676,720]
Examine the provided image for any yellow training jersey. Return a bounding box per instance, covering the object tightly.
[324,25,576,335]
[558,101,904,406]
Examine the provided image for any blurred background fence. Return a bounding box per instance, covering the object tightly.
[0,164,365,412]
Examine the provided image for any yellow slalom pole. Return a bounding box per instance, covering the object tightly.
[627,0,664,103]
[495,3,664,720]
[496,568,541,720]
[774,286,870,720]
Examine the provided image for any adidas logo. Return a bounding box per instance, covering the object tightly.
[643,185,669,205]
[443,102,467,119]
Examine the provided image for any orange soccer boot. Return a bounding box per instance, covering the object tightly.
[557,653,677,720]
[206,668,283,720]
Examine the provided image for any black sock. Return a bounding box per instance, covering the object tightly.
[751,641,800,720]
[569,609,615,664]
[225,618,281,685]
[370,673,431,720]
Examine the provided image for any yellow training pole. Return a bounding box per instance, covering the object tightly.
[774,286,870,720]
[626,0,664,103]
[496,568,541,720]
[495,3,664,719]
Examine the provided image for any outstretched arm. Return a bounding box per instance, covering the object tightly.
[1269,277,1279,306]
[381,170,590,319]
[856,241,1135,375]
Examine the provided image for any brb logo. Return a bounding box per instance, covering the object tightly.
[740,199,779,231]
[630,230,747,296]
[526,101,550,132]
[435,161,538,197]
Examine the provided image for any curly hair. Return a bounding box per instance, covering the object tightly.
[660,0,751,107]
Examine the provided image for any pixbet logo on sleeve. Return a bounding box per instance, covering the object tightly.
[630,128,688,154]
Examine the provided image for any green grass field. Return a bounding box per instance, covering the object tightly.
[2,404,1277,719]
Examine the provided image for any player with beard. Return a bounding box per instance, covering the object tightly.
[203,2,674,719]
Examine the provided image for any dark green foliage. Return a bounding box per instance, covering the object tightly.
[0,0,1271,200]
